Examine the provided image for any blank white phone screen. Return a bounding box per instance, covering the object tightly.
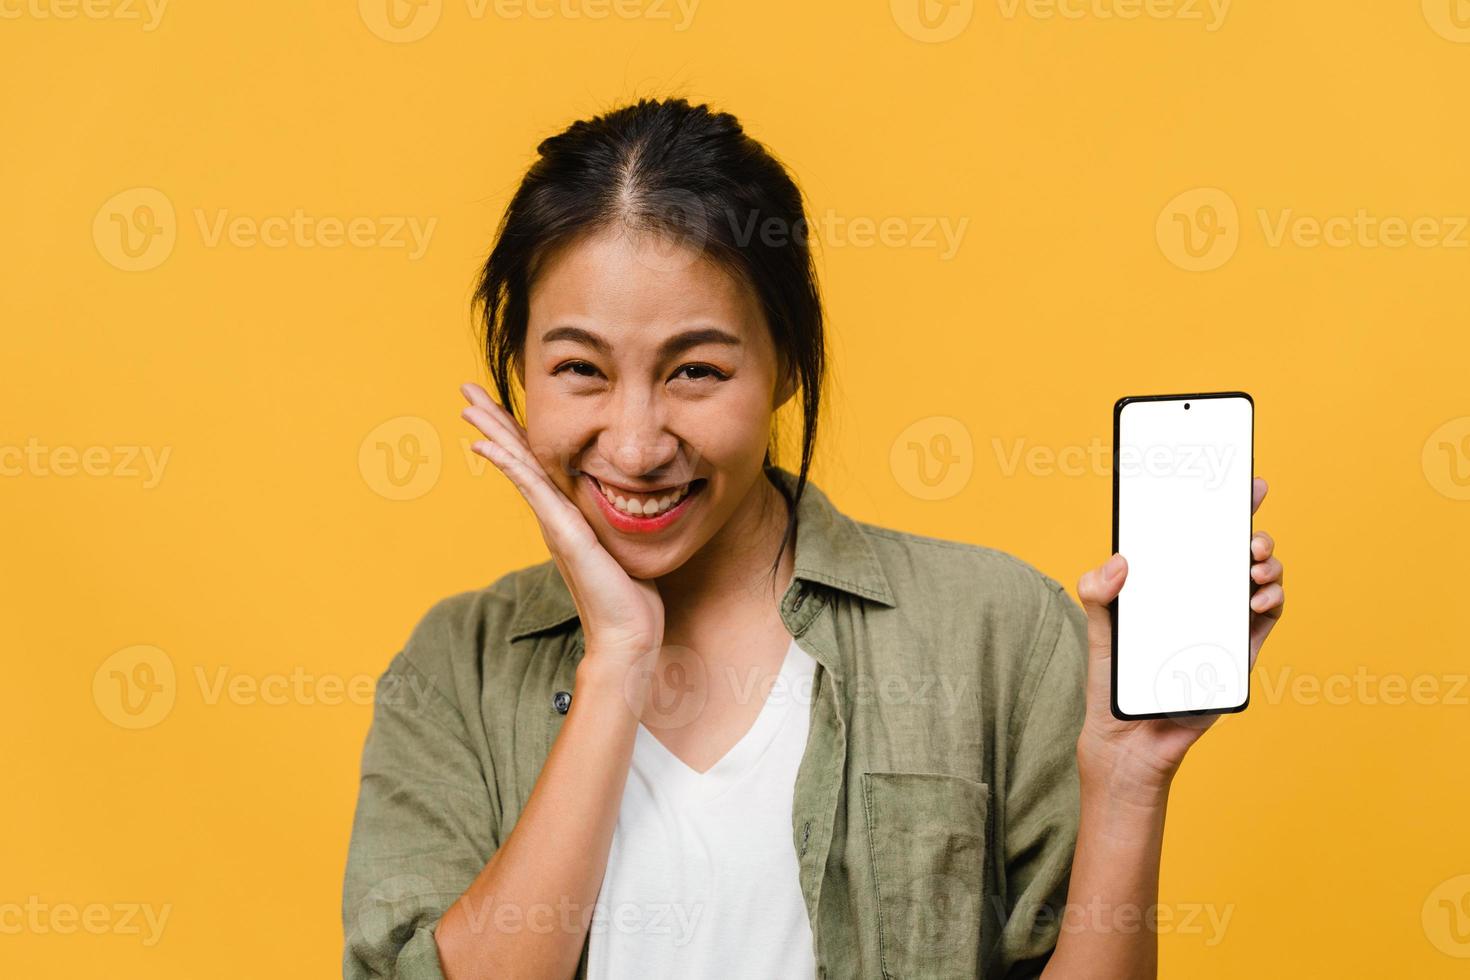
[1116,395,1252,717]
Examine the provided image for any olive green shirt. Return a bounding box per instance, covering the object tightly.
[342,464,1089,979]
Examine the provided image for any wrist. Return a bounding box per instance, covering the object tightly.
[574,652,651,715]
[1077,736,1177,808]
[1076,766,1172,850]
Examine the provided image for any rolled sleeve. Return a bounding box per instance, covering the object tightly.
[342,649,497,980]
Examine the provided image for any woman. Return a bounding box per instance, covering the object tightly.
[342,97,1285,979]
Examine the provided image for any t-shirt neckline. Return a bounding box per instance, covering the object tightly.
[633,637,812,804]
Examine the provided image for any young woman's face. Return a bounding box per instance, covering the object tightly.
[519,224,794,579]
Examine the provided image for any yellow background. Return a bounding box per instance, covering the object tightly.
[3,0,1468,976]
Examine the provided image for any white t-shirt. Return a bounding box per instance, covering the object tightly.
[586,637,819,979]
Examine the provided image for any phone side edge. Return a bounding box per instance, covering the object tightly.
[1110,396,1126,719]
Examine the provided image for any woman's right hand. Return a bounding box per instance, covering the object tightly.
[459,382,666,674]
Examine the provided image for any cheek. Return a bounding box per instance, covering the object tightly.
[679,391,773,464]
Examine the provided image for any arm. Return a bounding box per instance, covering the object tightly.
[435,381,671,978]
[341,645,499,980]
[433,653,651,980]
[1040,748,1171,978]
[1042,476,1286,978]
[341,617,654,980]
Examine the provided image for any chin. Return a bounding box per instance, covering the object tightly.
[602,543,687,581]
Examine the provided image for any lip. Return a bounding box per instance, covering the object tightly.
[583,474,705,534]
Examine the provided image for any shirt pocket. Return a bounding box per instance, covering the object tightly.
[861,770,989,980]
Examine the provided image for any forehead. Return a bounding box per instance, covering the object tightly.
[527,225,762,347]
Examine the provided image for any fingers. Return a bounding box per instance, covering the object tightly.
[1250,555,1282,585]
[1249,527,1284,616]
[1076,553,1127,663]
[1249,528,1284,619]
[458,382,590,551]
[460,383,560,482]
[463,408,551,491]
[460,382,532,454]
[468,434,553,509]
[1249,483,1282,618]
[1250,583,1283,614]
[463,405,529,466]
[460,380,507,417]
[1248,591,1281,668]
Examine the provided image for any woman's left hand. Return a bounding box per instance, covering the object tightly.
[1075,476,1284,794]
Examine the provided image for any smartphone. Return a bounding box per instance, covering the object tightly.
[1111,392,1254,720]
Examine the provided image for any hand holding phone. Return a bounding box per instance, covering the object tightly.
[1071,396,1285,784]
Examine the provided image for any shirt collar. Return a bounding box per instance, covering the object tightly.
[508,464,896,642]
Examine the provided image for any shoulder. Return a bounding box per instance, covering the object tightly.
[849,520,1088,711]
[856,520,1082,635]
[379,562,550,710]
[839,518,1088,762]
[398,569,522,659]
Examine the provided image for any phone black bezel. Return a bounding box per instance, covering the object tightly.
[1110,390,1255,722]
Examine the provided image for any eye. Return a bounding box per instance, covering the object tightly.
[552,360,601,379]
[671,363,729,383]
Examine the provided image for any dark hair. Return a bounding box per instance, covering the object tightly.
[472,97,825,588]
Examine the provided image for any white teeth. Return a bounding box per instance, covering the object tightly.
[594,479,693,517]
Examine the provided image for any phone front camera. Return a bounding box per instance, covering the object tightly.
[1184,402,1191,410]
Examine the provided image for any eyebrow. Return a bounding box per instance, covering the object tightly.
[540,325,742,361]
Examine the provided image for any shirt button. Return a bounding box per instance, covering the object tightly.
[552,690,572,714]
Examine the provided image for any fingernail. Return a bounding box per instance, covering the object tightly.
[1104,553,1125,580]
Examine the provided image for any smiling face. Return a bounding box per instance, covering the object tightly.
[518,223,797,580]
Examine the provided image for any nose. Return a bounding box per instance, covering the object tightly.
[598,387,683,480]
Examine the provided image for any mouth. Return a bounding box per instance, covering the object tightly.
[583,473,708,532]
